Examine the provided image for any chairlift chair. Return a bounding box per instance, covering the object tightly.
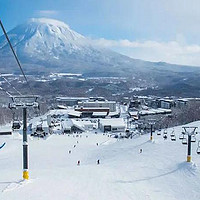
[182,138,187,145]
[170,129,175,137]
[36,124,44,132]
[197,141,200,154]
[12,120,21,130]
[191,135,196,143]
[171,135,176,141]
[179,134,184,140]
[157,130,161,136]
[197,148,200,154]
[170,133,175,137]
[163,135,167,140]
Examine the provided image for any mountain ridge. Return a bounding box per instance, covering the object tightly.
[0,17,200,86]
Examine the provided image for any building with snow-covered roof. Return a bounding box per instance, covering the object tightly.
[99,118,125,133]
[78,100,116,112]
[75,107,110,117]
[92,112,108,118]
[159,99,175,109]
[67,110,82,118]
[129,111,139,120]
[176,99,188,108]
[56,97,89,106]
[61,119,85,133]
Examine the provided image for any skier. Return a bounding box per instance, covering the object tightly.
[73,145,76,148]
[69,150,71,154]
[163,135,167,140]
[77,141,79,143]
[77,160,80,166]
[97,159,100,165]
[96,143,99,146]
[139,149,143,153]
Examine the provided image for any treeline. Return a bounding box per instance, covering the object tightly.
[160,101,200,128]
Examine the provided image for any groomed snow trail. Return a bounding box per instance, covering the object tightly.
[1,123,200,200]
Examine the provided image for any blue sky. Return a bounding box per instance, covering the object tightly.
[1,0,200,66]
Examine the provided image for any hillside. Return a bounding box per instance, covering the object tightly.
[0,121,200,200]
[1,18,200,96]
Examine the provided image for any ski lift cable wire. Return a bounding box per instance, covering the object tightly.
[0,86,12,97]
[0,19,33,95]
[0,73,22,95]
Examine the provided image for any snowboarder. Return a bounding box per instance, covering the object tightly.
[97,159,100,165]
[139,149,143,153]
[77,160,80,166]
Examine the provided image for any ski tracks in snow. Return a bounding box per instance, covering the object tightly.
[2,179,33,193]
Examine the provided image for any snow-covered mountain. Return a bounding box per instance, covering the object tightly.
[0,18,140,75]
[1,17,200,94]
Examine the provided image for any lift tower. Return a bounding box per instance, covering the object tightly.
[182,126,198,162]
[148,119,156,141]
[9,96,39,180]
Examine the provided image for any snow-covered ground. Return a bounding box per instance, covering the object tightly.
[1,121,200,200]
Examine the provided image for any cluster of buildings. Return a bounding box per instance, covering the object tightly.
[128,96,188,110]
[56,96,119,118]
[127,96,190,120]
[28,96,127,137]
[26,95,193,137]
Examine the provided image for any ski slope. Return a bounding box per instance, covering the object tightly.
[1,122,200,200]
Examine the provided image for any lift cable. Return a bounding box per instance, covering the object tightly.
[0,86,12,97]
[0,19,33,95]
[0,73,22,95]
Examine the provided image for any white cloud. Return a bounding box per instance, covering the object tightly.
[35,10,58,17]
[93,38,200,67]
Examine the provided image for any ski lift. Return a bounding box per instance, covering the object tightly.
[163,134,167,140]
[36,124,44,132]
[182,137,187,145]
[171,135,176,141]
[196,141,200,154]
[157,130,161,136]
[170,130,175,137]
[191,135,196,143]
[12,120,21,130]
[179,134,184,140]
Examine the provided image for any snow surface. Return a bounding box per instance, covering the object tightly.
[1,121,200,199]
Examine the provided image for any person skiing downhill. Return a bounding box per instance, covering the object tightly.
[97,159,100,165]
[77,160,80,166]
